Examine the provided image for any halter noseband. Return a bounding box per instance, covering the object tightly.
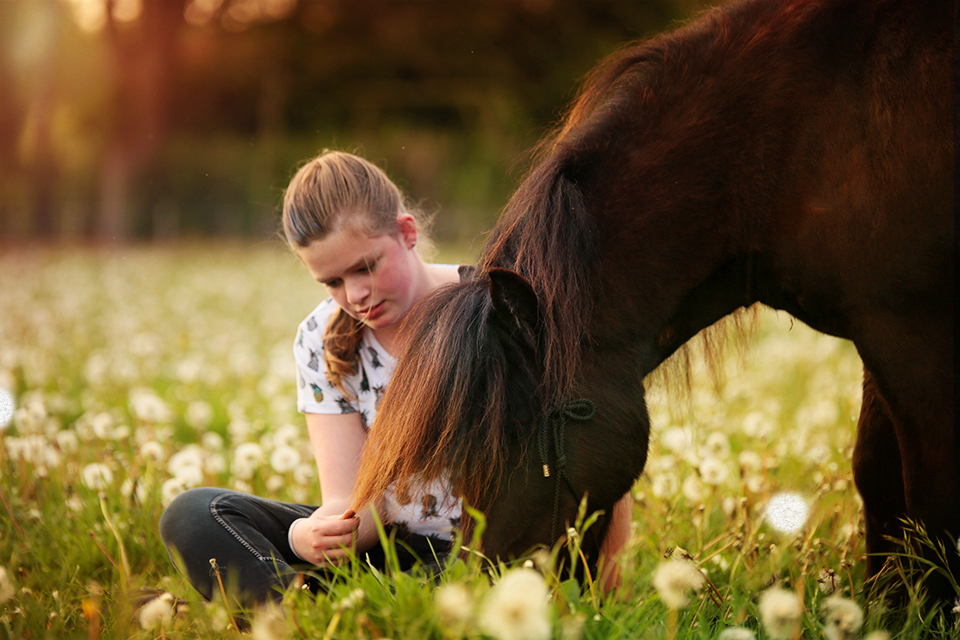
[536,398,596,540]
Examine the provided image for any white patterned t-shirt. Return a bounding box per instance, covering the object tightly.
[294,296,461,539]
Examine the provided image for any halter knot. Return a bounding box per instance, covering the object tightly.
[536,397,597,539]
[538,398,596,478]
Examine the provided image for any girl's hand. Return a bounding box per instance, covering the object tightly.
[290,509,359,566]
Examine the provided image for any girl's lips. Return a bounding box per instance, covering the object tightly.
[359,301,385,321]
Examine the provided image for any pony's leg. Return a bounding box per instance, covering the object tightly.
[852,369,907,582]
[856,339,957,608]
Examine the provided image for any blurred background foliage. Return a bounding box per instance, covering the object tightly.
[0,0,720,245]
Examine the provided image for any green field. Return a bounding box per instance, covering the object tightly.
[0,245,955,639]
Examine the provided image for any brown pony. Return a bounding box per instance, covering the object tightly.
[353,0,955,601]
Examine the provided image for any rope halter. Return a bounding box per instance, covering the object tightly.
[535,398,596,539]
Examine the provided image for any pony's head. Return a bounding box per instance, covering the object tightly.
[351,267,555,546]
[352,256,650,572]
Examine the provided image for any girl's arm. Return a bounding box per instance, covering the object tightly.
[288,412,383,565]
[598,493,632,595]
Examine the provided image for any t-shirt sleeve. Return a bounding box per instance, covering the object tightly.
[293,301,359,415]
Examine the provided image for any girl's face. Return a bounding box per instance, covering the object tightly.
[296,215,421,331]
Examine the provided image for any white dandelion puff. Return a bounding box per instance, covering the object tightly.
[168,447,204,478]
[185,400,214,429]
[269,445,300,474]
[652,559,705,609]
[90,412,113,439]
[698,456,729,486]
[129,388,172,423]
[161,477,188,507]
[81,463,113,490]
[271,423,302,449]
[250,601,286,640]
[232,442,263,479]
[650,472,679,498]
[764,492,808,533]
[435,583,474,628]
[138,592,175,630]
[337,588,365,611]
[292,464,314,486]
[203,453,227,476]
[704,431,731,459]
[718,628,756,640]
[172,464,203,488]
[54,430,80,453]
[661,426,694,454]
[264,475,284,493]
[139,441,165,462]
[758,586,802,640]
[479,568,551,640]
[0,388,15,430]
[820,595,863,640]
[0,566,14,604]
[681,474,704,503]
[861,632,890,640]
[201,431,224,450]
[738,450,763,474]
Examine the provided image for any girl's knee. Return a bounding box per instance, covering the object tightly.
[159,487,222,546]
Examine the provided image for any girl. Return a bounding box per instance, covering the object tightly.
[160,151,464,607]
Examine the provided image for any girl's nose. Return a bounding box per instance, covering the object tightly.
[345,278,370,306]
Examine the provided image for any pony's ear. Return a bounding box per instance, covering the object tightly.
[488,267,540,340]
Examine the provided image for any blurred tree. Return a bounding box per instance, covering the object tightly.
[0,0,715,243]
[98,0,186,240]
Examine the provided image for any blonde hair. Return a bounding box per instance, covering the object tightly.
[282,150,431,397]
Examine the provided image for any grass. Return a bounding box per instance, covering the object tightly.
[0,243,956,639]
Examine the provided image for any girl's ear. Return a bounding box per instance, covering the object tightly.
[397,213,418,249]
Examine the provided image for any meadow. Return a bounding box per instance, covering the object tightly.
[0,244,955,639]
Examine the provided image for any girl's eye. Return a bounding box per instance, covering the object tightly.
[324,279,342,288]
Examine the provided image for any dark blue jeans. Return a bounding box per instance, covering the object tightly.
[159,487,453,607]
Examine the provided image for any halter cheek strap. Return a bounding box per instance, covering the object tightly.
[536,398,597,539]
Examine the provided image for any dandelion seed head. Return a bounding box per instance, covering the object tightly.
[139,440,165,462]
[698,456,729,486]
[705,431,731,458]
[269,445,300,474]
[232,442,264,479]
[138,592,175,630]
[161,477,188,507]
[652,559,704,609]
[661,426,694,454]
[81,463,113,490]
[185,400,214,429]
[758,587,802,640]
[765,492,808,533]
[173,463,204,488]
[479,568,551,640]
[337,588,365,611]
[168,447,204,477]
[201,431,224,450]
[250,601,286,640]
[0,566,14,604]
[820,595,863,640]
[129,388,172,423]
[0,388,14,430]
[435,583,474,628]
[718,628,756,640]
[861,632,890,640]
[54,430,79,453]
[682,474,704,503]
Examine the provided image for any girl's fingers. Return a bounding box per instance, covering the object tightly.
[312,517,358,536]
